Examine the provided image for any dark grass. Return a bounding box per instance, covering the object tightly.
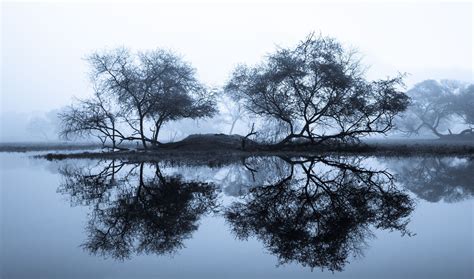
[38,141,474,164]
[2,138,474,162]
[0,142,104,152]
[0,142,138,153]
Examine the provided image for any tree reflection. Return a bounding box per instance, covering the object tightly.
[225,156,414,271]
[392,156,474,202]
[58,161,218,259]
[57,156,415,271]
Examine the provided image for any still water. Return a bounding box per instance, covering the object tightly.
[1,153,473,279]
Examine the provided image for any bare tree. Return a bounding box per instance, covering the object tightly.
[225,33,409,145]
[86,48,216,149]
[59,93,124,149]
[139,50,216,146]
[27,109,61,141]
[218,94,247,134]
[451,84,474,135]
[397,79,473,139]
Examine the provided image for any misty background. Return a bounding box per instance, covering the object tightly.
[1,1,472,142]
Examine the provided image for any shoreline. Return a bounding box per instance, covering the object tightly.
[1,139,474,160]
[40,143,474,162]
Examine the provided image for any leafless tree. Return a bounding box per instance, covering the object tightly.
[225,33,409,145]
[219,94,247,134]
[27,109,61,141]
[59,93,125,149]
[397,79,473,139]
[83,48,216,149]
[451,84,474,135]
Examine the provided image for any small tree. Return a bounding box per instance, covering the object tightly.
[225,33,409,145]
[87,48,215,149]
[61,48,216,149]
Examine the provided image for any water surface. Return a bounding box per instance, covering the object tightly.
[1,153,472,279]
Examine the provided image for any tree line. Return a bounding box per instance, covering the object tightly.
[59,33,473,149]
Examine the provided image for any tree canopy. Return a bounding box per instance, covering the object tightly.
[60,48,216,149]
[225,34,409,145]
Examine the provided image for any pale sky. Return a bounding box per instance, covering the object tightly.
[1,0,473,114]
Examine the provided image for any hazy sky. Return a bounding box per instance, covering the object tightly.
[1,0,473,114]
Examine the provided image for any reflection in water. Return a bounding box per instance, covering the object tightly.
[391,157,474,203]
[58,161,218,259]
[57,156,415,271]
[225,156,414,271]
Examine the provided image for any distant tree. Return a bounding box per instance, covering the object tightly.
[218,94,247,134]
[225,33,409,145]
[397,79,473,138]
[62,48,216,149]
[451,84,474,133]
[27,109,61,141]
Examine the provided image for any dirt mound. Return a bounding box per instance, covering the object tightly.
[163,133,258,150]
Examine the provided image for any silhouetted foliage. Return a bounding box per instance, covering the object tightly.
[225,156,414,271]
[398,80,474,139]
[58,161,218,259]
[60,48,216,149]
[225,34,409,145]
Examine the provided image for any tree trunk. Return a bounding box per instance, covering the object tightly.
[229,118,238,135]
[112,122,116,150]
[139,117,147,149]
[423,123,444,138]
[152,119,163,147]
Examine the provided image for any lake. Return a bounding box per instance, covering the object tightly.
[0,152,473,279]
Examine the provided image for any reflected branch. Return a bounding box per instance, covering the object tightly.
[58,161,218,259]
[226,156,414,271]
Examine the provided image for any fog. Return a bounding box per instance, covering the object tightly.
[1,0,472,142]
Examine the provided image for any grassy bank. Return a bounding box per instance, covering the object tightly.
[0,142,104,152]
[2,137,473,161]
[37,141,474,163]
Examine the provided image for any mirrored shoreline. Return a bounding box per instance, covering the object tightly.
[47,154,473,272]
